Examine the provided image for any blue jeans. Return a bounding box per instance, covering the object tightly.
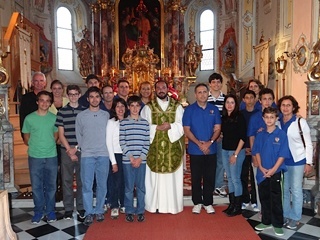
[108,154,125,209]
[123,163,146,215]
[283,165,304,221]
[215,141,225,188]
[221,149,245,196]
[28,156,58,215]
[81,156,109,216]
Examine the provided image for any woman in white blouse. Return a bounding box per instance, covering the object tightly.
[106,98,128,219]
[278,95,313,230]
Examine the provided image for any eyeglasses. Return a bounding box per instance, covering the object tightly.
[68,93,79,97]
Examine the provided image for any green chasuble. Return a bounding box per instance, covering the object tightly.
[147,98,183,173]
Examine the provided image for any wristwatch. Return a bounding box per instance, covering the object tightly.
[210,139,214,143]
[75,145,81,152]
[233,153,238,158]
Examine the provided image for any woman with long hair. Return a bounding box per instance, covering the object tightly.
[278,95,313,229]
[106,98,128,219]
[221,94,247,216]
[49,79,69,114]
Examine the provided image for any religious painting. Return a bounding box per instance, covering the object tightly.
[33,0,45,12]
[39,27,53,74]
[219,27,237,75]
[311,90,320,115]
[117,0,161,69]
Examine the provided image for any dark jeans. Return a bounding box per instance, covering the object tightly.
[190,154,216,206]
[108,154,125,209]
[258,172,283,228]
[61,148,83,211]
[241,155,257,204]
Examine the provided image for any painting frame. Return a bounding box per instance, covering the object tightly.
[115,0,164,69]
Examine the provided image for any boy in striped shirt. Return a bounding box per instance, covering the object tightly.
[119,95,150,223]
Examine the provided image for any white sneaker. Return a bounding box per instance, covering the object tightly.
[203,205,215,214]
[242,203,250,210]
[251,203,260,212]
[192,204,202,214]
[120,207,125,214]
[214,187,227,197]
[110,208,119,219]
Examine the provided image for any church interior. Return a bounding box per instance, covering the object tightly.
[0,0,320,239]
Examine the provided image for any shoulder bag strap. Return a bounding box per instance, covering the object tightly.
[298,117,306,148]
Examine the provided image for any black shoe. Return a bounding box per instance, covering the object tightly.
[227,196,242,217]
[137,214,145,222]
[223,192,235,214]
[77,209,86,219]
[63,211,73,220]
[125,214,134,222]
[83,214,94,226]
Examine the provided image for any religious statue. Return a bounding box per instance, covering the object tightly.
[75,26,94,77]
[185,27,203,77]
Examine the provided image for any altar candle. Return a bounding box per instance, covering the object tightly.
[179,70,181,76]
[101,70,104,76]
[122,70,125,77]
[112,69,114,77]
[158,70,160,77]
[169,70,172,76]
[6,45,10,53]
[259,73,264,84]
[285,42,288,52]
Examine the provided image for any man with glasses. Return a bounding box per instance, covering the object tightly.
[55,85,86,220]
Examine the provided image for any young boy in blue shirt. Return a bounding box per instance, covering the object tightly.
[252,107,290,236]
[119,95,150,222]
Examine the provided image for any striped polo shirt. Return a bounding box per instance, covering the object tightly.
[207,91,225,116]
[55,103,86,148]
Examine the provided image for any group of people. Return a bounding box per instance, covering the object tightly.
[20,72,185,226]
[20,71,314,235]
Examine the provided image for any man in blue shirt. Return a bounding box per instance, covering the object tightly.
[183,83,221,214]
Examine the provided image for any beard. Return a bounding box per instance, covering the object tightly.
[156,92,168,100]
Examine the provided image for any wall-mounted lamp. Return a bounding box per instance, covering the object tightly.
[275,55,287,73]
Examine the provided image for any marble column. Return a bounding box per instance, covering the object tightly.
[92,3,101,75]
[100,2,108,77]
[305,81,320,213]
[170,3,180,76]
[0,85,15,192]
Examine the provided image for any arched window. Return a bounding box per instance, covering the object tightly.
[56,7,73,70]
[199,9,214,70]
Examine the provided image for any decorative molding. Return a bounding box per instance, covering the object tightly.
[263,0,272,14]
[292,33,314,75]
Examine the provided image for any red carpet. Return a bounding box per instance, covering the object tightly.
[84,206,260,240]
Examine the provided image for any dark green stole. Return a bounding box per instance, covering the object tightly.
[147,98,183,173]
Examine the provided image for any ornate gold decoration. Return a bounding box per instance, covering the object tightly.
[74,27,94,78]
[122,45,159,94]
[185,27,203,77]
[0,50,9,85]
[308,39,320,81]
